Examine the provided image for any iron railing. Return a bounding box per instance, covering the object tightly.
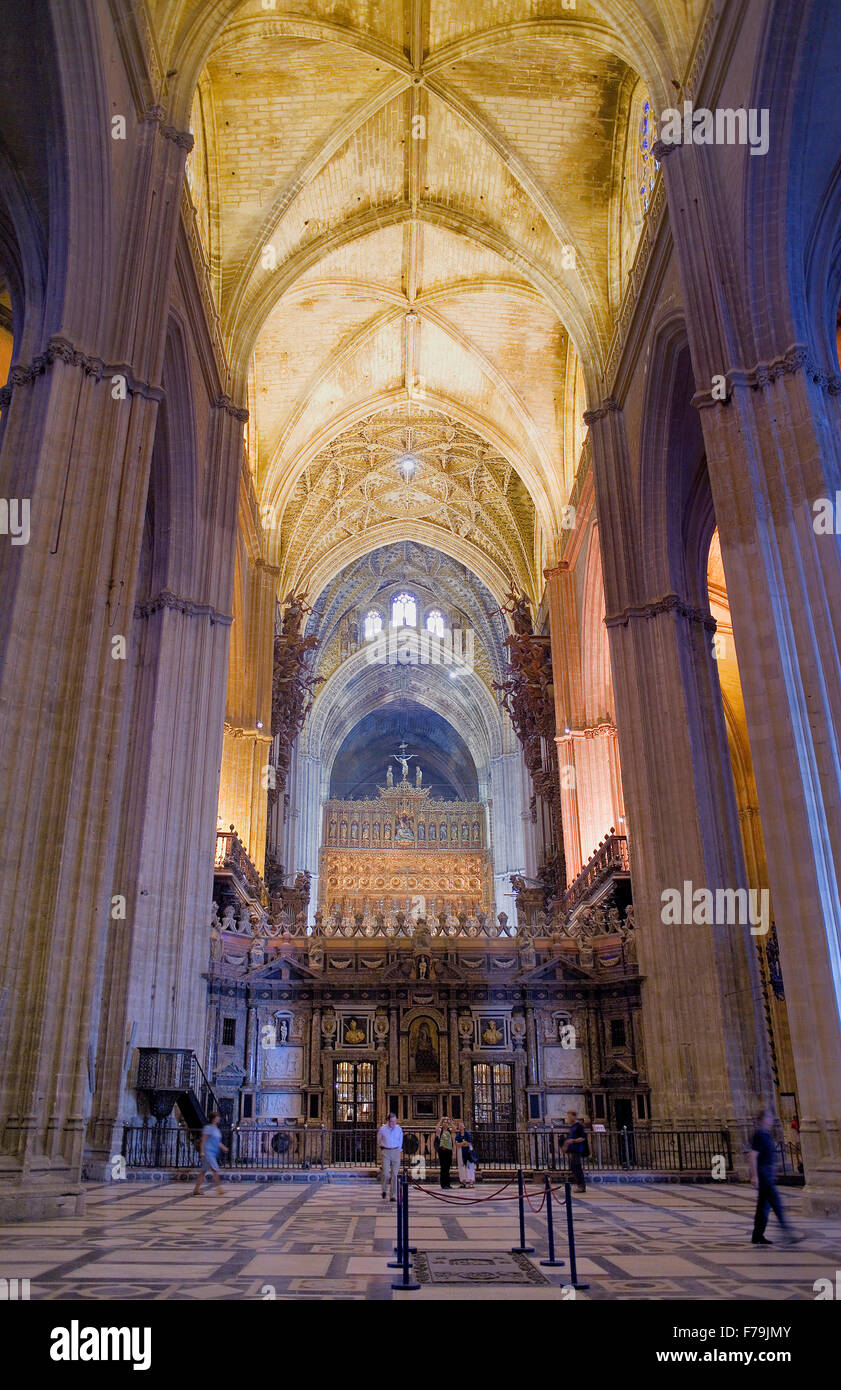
[561,833,630,916]
[136,1048,220,1117]
[122,1124,732,1174]
[215,828,266,902]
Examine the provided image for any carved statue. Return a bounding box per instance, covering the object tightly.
[271,592,323,798]
[386,763,393,788]
[210,921,222,963]
[221,903,236,933]
[249,937,265,968]
[395,813,414,842]
[415,764,422,787]
[518,937,536,972]
[578,941,595,969]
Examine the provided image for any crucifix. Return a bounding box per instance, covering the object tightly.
[391,740,415,781]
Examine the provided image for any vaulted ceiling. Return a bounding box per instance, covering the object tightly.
[151,0,706,598]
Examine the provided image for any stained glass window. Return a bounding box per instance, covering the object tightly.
[426,609,445,636]
[639,98,659,213]
[392,592,417,627]
[364,610,382,640]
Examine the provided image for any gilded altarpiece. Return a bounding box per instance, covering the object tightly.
[319,780,493,918]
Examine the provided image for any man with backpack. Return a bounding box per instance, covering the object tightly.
[563,1109,588,1193]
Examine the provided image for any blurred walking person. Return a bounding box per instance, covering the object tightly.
[192,1111,227,1196]
[563,1109,588,1193]
[750,1108,803,1246]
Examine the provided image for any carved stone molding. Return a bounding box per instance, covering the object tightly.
[224,722,274,744]
[605,593,716,632]
[0,335,164,407]
[144,104,194,152]
[252,556,281,575]
[135,589,233,625]
[582,396,621,426]
[694,344,841,407]
[214,392,249,422]
[555,722,618,744]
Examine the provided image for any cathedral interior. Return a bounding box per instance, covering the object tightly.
[1,0,841,1315]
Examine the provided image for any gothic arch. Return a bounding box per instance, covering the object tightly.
[581,525,613,728]
[143,315,200,597]
[306,649,506,775]
[745,0,841,373]
[637,312,710,605]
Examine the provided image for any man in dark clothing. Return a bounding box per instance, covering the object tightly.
[563,1110,587,1193]
[749,1109,802,1246]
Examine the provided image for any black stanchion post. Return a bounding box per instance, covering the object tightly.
[387,1177,403,1267]
[563,1180,590,1290]
[540,1174,565,1267]
[510,1167,535,1254]
[391,1174,420,1291]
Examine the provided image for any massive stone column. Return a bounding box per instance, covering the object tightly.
[488,751,531,912]
[587,402,771,1133]
[85,394,247,1171]
[218,554,276,874]
[545,559,625,881]
[0,98,193,1212]
[656,119,841,1213]
[294,752,326,920]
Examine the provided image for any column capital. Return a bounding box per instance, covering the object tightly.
[252,556,281,576]
[135,589,233,626]
[214,392,249,422]
[693,342,841,409]
[143,104,194,153]
[605,592,716,632]
[0,334,165,409]
[583,396,622,426]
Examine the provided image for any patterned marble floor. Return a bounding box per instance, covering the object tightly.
[1,1177,839,1301]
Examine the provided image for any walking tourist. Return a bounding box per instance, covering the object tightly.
[563,1109,588,1193]
[192,1111,228,1196]
[749,1108,803,1246]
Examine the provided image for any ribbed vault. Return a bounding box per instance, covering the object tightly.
[151,0,691,581]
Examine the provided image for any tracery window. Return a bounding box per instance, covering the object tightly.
[426,608,445,637]
[392,592,417,627]
[364,610,383,641]
[639,99,659,213]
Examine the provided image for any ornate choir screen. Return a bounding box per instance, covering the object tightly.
[319,774,494,923]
